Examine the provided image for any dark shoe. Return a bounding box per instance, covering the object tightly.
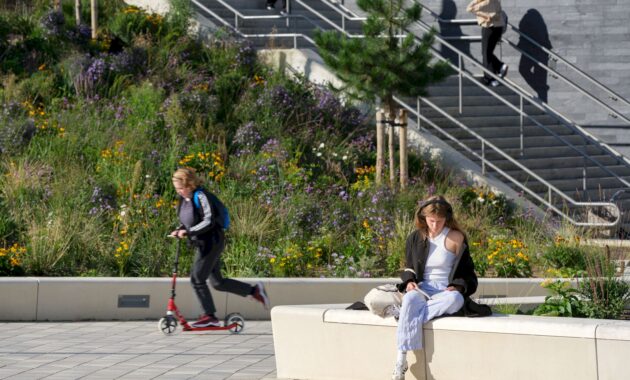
[191,314,220,328]
[251,282,270,309]
[499,63,509,78]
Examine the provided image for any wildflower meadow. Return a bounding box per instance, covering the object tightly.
[0,0,626,310]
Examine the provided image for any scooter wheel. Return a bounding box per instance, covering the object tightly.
[158,315,178,335]
[224,313,245,334]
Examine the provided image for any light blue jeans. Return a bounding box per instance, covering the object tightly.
[396,282,464,351]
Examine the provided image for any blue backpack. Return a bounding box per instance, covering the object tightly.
[193,188,230,230]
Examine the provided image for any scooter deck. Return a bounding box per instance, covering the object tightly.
[181,322,240,332]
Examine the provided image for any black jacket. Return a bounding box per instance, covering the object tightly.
[399,229,478,296]
[175,187,221,242]
[398,229,490,317]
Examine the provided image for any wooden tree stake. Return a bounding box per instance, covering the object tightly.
[91,0,97,39]
[376,109,385,184]
[388,113,396,189]
[399,109,408,189]
[75,0,81,26]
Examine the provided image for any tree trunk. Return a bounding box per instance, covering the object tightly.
[75,0,81,26]
[91,0,97,39]
[375,109,385,184]
[385,99,397,189]
[388,113,395,189]
[399,109,408,189]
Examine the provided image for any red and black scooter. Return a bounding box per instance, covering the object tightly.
[158,237,245,335]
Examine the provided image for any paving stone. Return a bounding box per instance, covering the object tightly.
[0,321,274,379]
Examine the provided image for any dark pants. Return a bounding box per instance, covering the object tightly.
[190,230,253,315]
[481,26,504,82]
[267,0,287,8]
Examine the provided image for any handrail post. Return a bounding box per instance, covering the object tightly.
[286,0,291,28]
[583,157,587,193]
[481,140,486,175]
[234,14,238,29]
[342,14,345,31]
[458,54,463,114]
[417,97,421,129]
[520,96,524,156]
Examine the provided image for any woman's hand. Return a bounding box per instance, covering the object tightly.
[170,229,187,238]
[406,282,418,292]
[447,285,464,293]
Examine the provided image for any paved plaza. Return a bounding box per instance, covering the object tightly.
[0,321,276,380]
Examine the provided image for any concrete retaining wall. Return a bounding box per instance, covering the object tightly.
[0,277,550,321]
[272,303,630,380]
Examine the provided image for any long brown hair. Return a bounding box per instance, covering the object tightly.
[172,167,202,190]
[414,195,463,238]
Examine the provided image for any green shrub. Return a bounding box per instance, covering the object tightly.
[577,253,630,319]
[542,243,586,276]
[533,280,583,317]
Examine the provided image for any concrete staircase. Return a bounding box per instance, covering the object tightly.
[192,0,630,235]
[415,76,630,232]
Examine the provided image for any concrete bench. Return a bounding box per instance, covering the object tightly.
[271,304,630,380]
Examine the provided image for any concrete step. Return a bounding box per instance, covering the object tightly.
[456,134,588,150]
[523,181,630,201]
[504,165,630,182]
[419,104,547,118]
[464,144,605,160]
[427,114,562,128]
[424,94,524,108]
[491,154,623,171]
[433,124,576,139]
[426,81,516,97]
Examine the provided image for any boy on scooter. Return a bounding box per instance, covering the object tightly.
[170,167,270,327]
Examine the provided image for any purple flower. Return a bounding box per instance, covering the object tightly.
[234,122,262,156]
[89,186,116,215]
[41,10,65,37]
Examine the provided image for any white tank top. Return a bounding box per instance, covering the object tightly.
[423,227,457,288]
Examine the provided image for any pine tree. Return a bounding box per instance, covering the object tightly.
[314,0,451,186]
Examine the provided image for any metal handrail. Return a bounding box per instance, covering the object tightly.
[410,18,630,188]
[326,1,630,180]
[194,0,624,226]
[314,1,630,189]
[192,0,316,47]
[416,2,630,122]
[394,95,620,227]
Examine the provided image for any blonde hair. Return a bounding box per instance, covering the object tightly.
[414,195,463,237]
[172,167,202,190]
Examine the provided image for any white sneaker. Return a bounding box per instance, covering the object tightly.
[266,5,274,10]
[279,10,288,16]
[392,359,408,380]
[490,80,500,87]
[499,63,509,78]
[383,304,400,320]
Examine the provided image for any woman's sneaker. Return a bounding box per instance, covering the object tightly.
[499,63,509,78]
[251,282,270,309]
[392,359,408,380]
[191,314,220,328]
[383,304,400,320]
